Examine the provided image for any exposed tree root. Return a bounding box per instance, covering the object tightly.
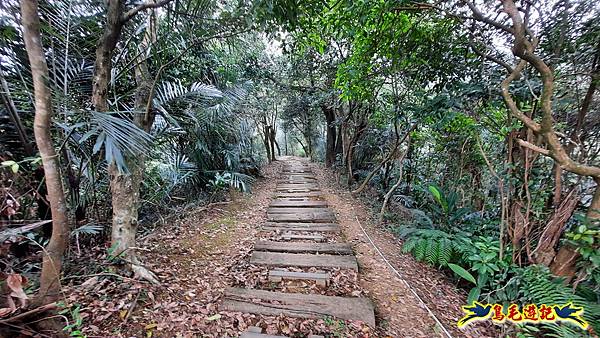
[132,263,160,285]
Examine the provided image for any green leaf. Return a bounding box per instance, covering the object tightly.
[467,287,480,303]
[428,185,441,202]
[1,160,16,166]
[448,263,476,284]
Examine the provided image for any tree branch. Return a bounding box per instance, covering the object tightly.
[467,40,514,73]
[516,138,549,155]
[461,0,513,33]
[500,59,541,132]
[122,0,174,23]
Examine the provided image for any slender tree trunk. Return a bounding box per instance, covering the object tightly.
[111,11,158,283]
[268,125,277,161]
[323,104,336,167]
[0,69,33,155]
[274,139,281,156]
[346,141,355,185]
[92,0,125,111]
[379,144,409,224]
[284,130,288,155]
[21,0,71,305]
[352,123,415,195]
[262,125,272,163]
[295,136,308,157]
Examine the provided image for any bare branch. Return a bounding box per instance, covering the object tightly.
[122,0,174,23]
[467,39,514,73]
[500,59,541,132]
[461,0,513,33]
[517,139,550,155]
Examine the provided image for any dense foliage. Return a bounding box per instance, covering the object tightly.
[1,0,599,337]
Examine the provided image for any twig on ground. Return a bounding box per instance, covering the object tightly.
[123,290,141,323]
[0,302,57,324]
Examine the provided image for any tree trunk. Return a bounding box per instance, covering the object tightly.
[346,141,355,185]
[550,181,600,278]
[284,130,288,155]
[92,0,125,111]
[268,125,277,161]
[262,125,272,163]
[352,123,415,195]
[100,2,159,283]
[323,104,336,167]
[21,0,71,305]
[379,144,409,224]
[335,124,343,157]
[532,190,578,265]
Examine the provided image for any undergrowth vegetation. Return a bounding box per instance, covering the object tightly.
[1,0,599,337]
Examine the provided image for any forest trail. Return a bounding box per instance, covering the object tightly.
[69,157,496,337]
[223,158,376,336]
[220,157,496,337]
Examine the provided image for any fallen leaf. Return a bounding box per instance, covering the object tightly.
[7,274,28,299]
[0,308,15,317]
[145,323,158,330]
[206,314,221,321]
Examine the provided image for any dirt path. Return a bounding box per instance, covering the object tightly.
[308,160,497,338]
[69,157,496,337]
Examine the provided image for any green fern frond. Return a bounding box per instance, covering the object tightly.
[415,238,427,261]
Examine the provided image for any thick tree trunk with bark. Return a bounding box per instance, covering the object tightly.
[532,190,578,265]
[108,5,159,284]
[550,181,600,278]
[91,0,166,283]
[20,0,71,305]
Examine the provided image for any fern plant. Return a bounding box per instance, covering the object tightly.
[400,228,463,267]
[513,265,600,338]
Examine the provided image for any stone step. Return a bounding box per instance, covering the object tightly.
[274,198,325,203]
[269,200,328,207]
[267,207,331,214]
[277,177,316,181]
[261,224,339,233]
[267,212,336,223]
[250,251,358,270]
[268,269,331,286]
[275,188,321,193]
[222,287,375,327]
[254,241,353,255]
[266,222,338,227]
[275,191,323,198]
[281,233,326,241]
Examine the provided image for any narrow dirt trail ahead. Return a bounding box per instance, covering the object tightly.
[223,157,376,337]
[222,156,496,337]
[73,157,495,337]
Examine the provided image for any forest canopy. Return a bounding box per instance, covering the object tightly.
[1,0,599,337]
